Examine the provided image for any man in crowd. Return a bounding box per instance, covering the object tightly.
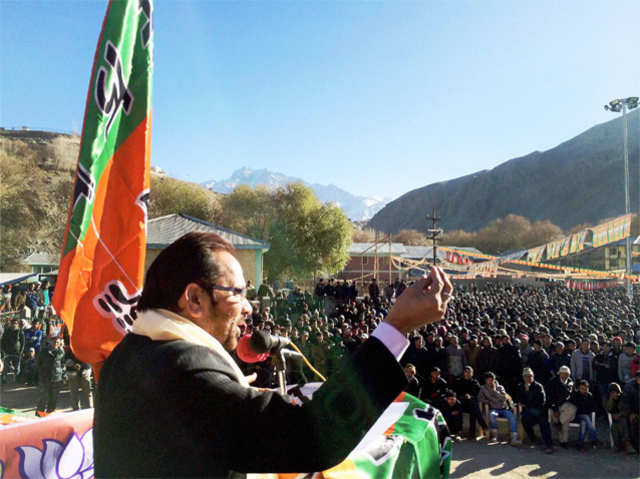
[422,366,449,405]
[404,363,421,398]
[440,390,465,440]
[94,232,453,477]
[516,368,553,453]
[478,371,521,446]
[547,365,575,448]
[571,338,595,384]
[66,348,93,410]
[453,365,488,440]
[527,339,551,385]
[36,336,66,417]
[618,342,636,384]
[1,318,24,383]
[569,379,599,451]
[606,382,636,454]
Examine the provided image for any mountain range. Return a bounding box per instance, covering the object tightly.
[203,167,390,221]
[369,109,640,234]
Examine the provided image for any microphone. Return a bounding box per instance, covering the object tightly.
[249,330,291,354]
[236,334,269,363]
[236,330,294,364]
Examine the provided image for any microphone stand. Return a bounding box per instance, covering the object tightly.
[273,348,287,396]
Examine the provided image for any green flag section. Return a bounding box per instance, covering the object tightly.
[271,389,452,479]
[349,392,452,479]
[53,0,153,376]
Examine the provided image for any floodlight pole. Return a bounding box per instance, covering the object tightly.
[605,97,638,301]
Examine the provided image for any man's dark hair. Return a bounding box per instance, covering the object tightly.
[137,232,235,312]
[484,371,496,380]
[577,379,589,388]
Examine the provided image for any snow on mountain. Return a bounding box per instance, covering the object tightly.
[202,167,390,221]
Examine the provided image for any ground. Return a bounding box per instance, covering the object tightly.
[1,381,639,478]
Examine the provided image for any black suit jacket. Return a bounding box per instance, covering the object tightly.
[94,331,406,478]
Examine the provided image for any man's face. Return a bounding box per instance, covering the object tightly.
[404,367,415,379]
[559,371,569,381]
[578,384,588,395]
[431,371,440,382]
[10,320,19,330]
[463,368,472,380]
[446,396,457,407]
[523,373,533,384]
[581,341,589,353]
[486,376,494,387]
[200,251,251,352]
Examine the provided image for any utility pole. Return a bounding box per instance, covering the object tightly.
[426,207,443,268]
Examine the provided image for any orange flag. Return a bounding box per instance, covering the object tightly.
[53,0,153,376]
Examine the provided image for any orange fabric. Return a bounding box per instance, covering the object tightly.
[53,115,151,378]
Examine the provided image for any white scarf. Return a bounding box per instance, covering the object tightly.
[131,308,249,387]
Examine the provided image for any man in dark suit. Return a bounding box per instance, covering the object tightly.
[94,232,453,478]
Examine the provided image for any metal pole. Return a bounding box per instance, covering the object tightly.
[623,104,633,301]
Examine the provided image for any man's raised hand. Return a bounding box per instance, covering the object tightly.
[383,266,453,335]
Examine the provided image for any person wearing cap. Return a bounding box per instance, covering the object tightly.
[516,368,553,453]
[547,365,576,448]
[606,382,636,454]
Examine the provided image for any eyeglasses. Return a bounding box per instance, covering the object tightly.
[212,285,247,299]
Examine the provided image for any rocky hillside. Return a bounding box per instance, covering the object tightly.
[369,109,640,233]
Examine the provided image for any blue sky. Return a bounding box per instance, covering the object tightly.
[2,1,639,199]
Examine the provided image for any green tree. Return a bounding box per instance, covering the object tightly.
[219,183,352,280]
[149,176,219,222]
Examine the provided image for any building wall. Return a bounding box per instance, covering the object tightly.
[145,247,263,287]
[340,255,402,283]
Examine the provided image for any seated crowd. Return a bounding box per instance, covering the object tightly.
[239,279,640,457]
[1,277,639,460]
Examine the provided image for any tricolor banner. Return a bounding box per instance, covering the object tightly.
[53,0,153,375]
[274,387,452,479]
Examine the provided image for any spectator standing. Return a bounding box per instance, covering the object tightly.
[571,339,595,384]
[519,334,534,365]
[368,279,380,308]
[623,371,640,452]
[66,349,93,410]
[606,382,636,454]
[527,339,551,385]
[1,318,24,383]
[445,335,467,382]
[463,335,481,372]
[36,336,66,417]
[618,342,636,384]
[495,332,522,396]
[476,336,498,379]
[594,342,620,408]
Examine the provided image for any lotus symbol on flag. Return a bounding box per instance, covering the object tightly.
[16,429,94,479]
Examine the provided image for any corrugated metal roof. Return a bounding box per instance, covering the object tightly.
[23,252,59,266]
[147,214,270,250]
[0,272,38,286]
[349,242,407,255]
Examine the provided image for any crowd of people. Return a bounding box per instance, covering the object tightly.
[2,276,639,460]
[0,281,93,416]
[236,278,640,457]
